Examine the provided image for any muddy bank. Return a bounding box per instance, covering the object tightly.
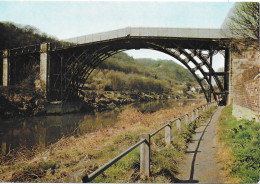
[0,89,46,119]
[0,87,199,120]
[80,90,172,112]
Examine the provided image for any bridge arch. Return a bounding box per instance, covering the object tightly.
[49,38,225,103]
[1,28,230,104]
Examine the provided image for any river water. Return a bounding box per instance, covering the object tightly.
[0,99,201,155]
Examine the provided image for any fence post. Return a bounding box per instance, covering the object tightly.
[165,123,171,145]
[195,109,198,119]
[140,134,150,177]
[176,118,181,130]
[191,110,195,121]
[184,114,189,125]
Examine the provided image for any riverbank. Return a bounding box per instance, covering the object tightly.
[217,105,260,183]
[0,89,168,119]
[0,86,201,119]
[0,101,215,182]
[80,90,176,112]
[0,86,46,119]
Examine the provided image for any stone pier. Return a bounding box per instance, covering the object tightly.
[2,50,9,86]
[39,43,49,94]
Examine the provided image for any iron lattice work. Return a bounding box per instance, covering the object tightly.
[46,37,229,103]
[1,33,230,104]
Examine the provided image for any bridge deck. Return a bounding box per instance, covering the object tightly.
[3,27,229,55]
[64,27,228,45]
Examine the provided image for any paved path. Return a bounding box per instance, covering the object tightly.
[176,107,223,183]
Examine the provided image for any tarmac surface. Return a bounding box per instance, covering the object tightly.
[176,107,223,183]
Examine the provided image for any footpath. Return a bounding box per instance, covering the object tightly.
[176,106,223,183]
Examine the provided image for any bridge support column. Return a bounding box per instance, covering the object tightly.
[225,48,232,105]
[2,50,10,86]
[39,43,50,97]
[209,50,213,102]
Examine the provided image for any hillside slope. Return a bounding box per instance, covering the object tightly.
[0,22,56,50]
[86,52,197,93]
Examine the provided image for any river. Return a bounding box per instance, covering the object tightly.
[0,99,201,155]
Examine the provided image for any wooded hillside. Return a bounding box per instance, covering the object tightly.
[0,22,56,50]
[87,52,197,94]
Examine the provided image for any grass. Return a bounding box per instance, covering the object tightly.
[91,106,216,183]
[0,101,216,183]
[217,105,260,183]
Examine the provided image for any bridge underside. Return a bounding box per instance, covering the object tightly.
[1,35,230,104]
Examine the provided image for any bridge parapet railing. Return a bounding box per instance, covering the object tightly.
[75,101,217,182]
[8,44,41,56]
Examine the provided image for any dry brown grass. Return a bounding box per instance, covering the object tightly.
[0,100,204,182]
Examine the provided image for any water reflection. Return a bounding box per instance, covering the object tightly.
[0,99,200,154]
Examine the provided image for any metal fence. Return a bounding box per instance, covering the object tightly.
[79,101,217,182]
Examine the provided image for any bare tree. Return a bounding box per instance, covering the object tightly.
[222,2,259,50]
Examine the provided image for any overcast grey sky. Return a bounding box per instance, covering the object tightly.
[0,1,235,69]
[0,1,234,39]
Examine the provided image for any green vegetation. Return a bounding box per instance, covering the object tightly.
[0,22,56,118]
[82,55,201,111]
[90,105,215,183]
[0,21,56,50]
[218,105,260,183]
[86,52,198,96]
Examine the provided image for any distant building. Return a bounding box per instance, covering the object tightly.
[177,90,183,94]
[190,87,196,92]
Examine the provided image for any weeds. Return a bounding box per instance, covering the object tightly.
[218,105,260,183]
[0,101,211,182]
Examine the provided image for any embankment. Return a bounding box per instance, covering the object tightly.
[0,87,199,119]
[0,101,216,183]
[217,105,260,183]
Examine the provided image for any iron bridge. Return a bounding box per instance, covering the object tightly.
[0,27,231,104]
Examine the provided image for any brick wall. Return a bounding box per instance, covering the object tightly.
[230,49,260,115]
[245,78,260,112]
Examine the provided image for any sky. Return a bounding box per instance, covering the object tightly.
[0,1,235,70]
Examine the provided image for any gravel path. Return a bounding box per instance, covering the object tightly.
[176,106,223,183]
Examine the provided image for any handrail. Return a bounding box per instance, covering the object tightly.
[86,138,146,182]
[151,117,182,137]
[180,114,188,119]
[82,102,217,182]
[150,123,169,137]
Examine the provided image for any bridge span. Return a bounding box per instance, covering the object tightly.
[1,27,231,104]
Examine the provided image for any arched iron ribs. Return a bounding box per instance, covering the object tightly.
[49,39,227,103]
[49,44,125,101]
[190,49,224,92]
